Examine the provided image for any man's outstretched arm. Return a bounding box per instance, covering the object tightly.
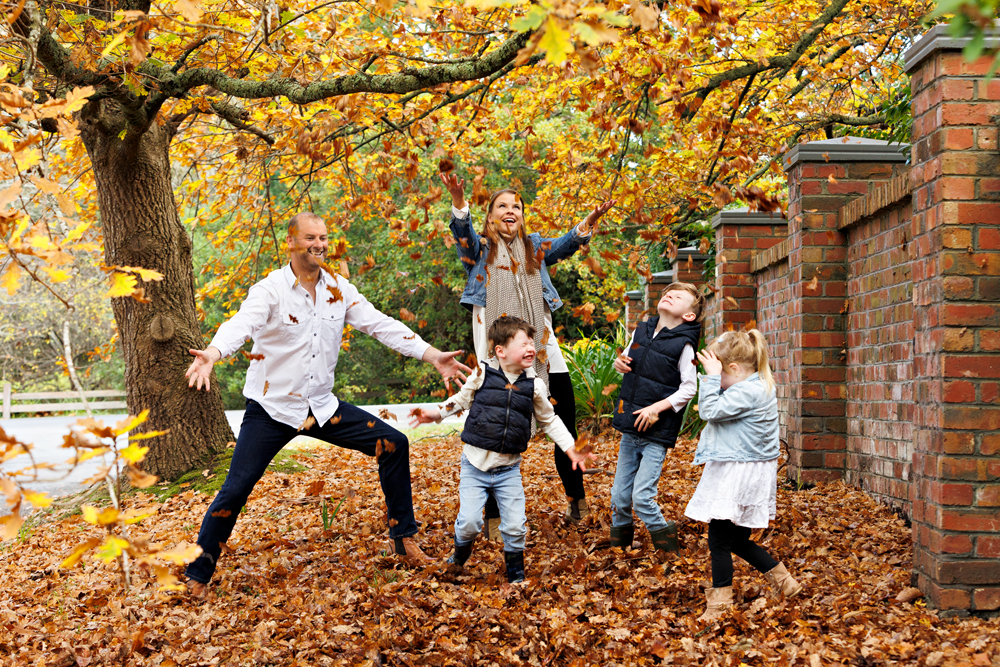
[186,346,222,392]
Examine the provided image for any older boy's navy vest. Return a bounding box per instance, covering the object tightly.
[612,317,702,447]
[462,364,535,454]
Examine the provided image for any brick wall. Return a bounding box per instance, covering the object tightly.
[705,209,787,342]
[783,139,909,484]
[906,25,1000,613]
[843,192,915,514]
[754,256,793,445]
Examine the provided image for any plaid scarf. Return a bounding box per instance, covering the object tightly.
[484,235,549,389]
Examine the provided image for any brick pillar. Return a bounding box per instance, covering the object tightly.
[783,138,908,484]
[669,246,708,287]
[624,290,644,330]
[643,271,673,315]
[906,25,1000,613]
[705,209,786,342]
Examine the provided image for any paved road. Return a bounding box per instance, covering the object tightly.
[1,403,464,506]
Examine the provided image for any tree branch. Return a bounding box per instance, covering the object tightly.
[679,0,853,119]
[210,100,275,145]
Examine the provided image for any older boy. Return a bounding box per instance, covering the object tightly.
[410,316,593,583]
[610,282,704,552]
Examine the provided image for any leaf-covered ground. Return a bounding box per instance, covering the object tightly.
[2,432,999,666]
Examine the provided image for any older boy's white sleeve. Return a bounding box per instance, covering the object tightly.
[665,344,697,412]
[438,365,483,418]
[533,378,576,452]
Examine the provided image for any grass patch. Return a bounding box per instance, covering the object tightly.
[142,445,310,502]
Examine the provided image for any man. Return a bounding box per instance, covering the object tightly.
[183,212,471,596]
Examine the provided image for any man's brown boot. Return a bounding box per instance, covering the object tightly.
[483,517,503,544]
[565,497,590,525]
[186,580,207,599]
[391,537,434,565]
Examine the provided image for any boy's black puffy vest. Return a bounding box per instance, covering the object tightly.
[462,364,535,454]
[612,317,702,446]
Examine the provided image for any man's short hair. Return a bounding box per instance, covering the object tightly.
[287,212,324,237]
[662,281,706,322]
[488,315,536,352]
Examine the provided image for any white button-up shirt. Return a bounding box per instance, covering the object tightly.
[209,265,431,429]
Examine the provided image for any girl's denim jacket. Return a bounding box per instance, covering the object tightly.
[449,211,589,312]
[692,373,780,465]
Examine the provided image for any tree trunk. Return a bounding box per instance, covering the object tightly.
[80,105,233,480]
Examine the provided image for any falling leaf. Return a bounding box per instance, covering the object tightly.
[367,421,375,428]
[807,275,819,292]
[299,415,317,431]
[601,384,619,396]
[618,399,624,414]
[377,408,398,422]
[438,158,455,173]
[211,509,233,518]
[289,314,299,324]
[263,380,269,396]
[241,351,265,361]
[399,308,417,322]
[326,285,343,302]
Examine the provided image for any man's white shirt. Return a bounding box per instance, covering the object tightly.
[210,265,430,429]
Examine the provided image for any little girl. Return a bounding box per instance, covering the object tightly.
[685,329,802,621]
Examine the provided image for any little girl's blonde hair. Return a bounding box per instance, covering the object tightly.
[708,329,775,395]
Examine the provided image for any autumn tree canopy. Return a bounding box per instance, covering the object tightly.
[0,0,928,479]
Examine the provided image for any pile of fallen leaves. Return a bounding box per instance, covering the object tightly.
[2,432,1000,666]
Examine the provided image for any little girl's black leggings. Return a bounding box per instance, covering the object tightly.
[484,372,584,519]
[709,519,779,588]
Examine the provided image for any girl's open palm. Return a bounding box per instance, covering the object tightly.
[697,349,723,375]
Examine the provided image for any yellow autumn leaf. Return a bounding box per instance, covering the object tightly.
[29,175,61,194]
[127,428,170,441]
[120,507,158,524]
[95,536,131,562]
[174,0,203,22]
[0,180,21,209]
[0,513,22,540]
[113,409,150,435]
[573,20,620,46]
[21,489,52,508]
[81,504,120,525]
[152,564,186,592]
[107,272,138,298]
[16,148,42,170]
[64,221,92,243]
[62,87,95,115]
[100,31,128,59]
[539,16,574,65]
[119,443,149,464]
[0,128,13,152]
[41,267,71,283]
[1,263,21,295]
[150,542,203,565]
[72,447,109,464]
[126,465,158,488]
[120,266,165,282]
[60,538,102,568]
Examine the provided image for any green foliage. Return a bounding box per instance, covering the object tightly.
[560,324,631,431]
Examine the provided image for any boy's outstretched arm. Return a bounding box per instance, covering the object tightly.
[408,406,442,427]
[565,445,596,471]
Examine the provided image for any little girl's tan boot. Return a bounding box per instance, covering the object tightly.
[697,586,733,622]
[764,562,802,598]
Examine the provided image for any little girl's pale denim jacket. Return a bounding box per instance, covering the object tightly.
[692,372,780,465]
[449,211,589,313]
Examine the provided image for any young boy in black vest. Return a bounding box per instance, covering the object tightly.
[610,282,704,553]
[410,315,594,583]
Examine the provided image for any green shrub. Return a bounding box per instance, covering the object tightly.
[560,324,632,432]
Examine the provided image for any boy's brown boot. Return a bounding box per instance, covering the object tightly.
[649,521,679,553]
[763,562,802,598]
[697,586,733,622]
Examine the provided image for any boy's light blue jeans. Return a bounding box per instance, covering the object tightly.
[610,433,669,531]
[455,454,526,553]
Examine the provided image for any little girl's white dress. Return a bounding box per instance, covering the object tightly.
[684,458,778,529]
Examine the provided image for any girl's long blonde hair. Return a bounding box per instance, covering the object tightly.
[708,329,776,395]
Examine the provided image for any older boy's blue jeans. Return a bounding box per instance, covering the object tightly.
[186,399,418,584]
[610,433,669,531]
[455,454,526,553]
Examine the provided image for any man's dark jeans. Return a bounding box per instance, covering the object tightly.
[186,399,417,584]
